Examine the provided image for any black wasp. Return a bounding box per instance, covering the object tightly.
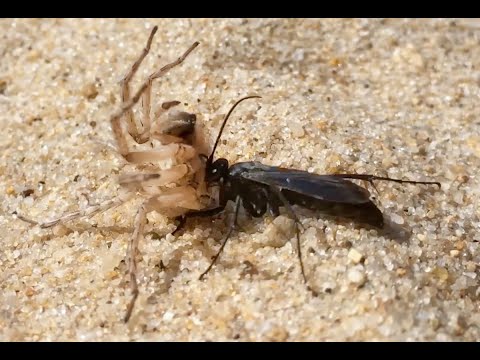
[173,96,440,293]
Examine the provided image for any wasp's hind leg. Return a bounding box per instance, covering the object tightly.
[267,185,318,297]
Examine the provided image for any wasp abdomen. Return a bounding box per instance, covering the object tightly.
[283,190,384,228]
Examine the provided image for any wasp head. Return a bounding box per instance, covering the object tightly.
[206,158,229,183]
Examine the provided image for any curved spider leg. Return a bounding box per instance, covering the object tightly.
[135,42,200,144]
[120,26,158,143]
[124,186,205,323]
[16,192,133,229]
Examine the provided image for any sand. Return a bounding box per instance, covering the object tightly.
[1,18,479,341]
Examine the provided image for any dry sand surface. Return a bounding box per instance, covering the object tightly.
[1,18,480,341]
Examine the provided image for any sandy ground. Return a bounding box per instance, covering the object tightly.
[1,18,480,341]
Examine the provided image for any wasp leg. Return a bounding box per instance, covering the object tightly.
[267,191,281,217]
[198,196,241,280]
[268,186,318,297]
[171,206,226,235]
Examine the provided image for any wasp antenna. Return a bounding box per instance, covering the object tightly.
[208,95,262,164]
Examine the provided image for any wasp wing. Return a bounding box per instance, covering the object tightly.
[241,164,371,204]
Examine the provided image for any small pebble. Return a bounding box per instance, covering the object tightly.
[391,213,404,225]
[289,122,305,138]
[25,287,35,297]
[450,250,460,257]
[396,268,407,276]
[163,311,175,322]
[348,248,364,264]
[348,266,366,287]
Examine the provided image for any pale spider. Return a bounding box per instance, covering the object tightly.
[17,26,209,322]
